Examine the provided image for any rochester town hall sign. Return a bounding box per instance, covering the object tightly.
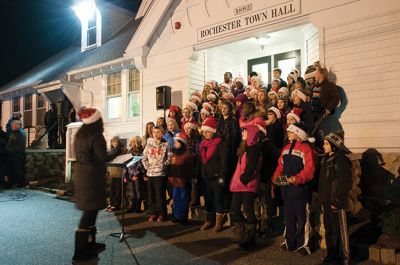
[198,0,300,42]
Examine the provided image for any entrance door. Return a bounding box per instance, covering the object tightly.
[247,56,272,85]
[274,50,301,81]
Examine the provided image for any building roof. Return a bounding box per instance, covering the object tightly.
[0,18,139,95]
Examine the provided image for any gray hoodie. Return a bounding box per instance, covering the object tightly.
[142,138,171,177]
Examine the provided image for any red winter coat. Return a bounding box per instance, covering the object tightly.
[230,125,262,193]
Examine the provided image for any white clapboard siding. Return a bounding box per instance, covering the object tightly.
[323,10,400,152]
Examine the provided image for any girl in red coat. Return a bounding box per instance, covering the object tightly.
[230,124,263,249]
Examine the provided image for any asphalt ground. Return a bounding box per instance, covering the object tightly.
[0,189,380,265]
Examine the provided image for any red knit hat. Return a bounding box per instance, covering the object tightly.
[169,105,181,113]
[174,132,187,144]
[201,117,217,133]
[78,107,102,124]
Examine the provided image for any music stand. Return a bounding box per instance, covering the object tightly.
[106,155,142,242]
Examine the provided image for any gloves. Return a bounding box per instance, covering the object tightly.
[274,176,290,187]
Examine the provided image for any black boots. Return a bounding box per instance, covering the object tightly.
[72,229,98,263]
[88,226,106,253]
[239,224,256,250]
[72,227,106,263]
[231,222,245,244]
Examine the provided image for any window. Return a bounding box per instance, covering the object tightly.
[87,16,97,47]
[24,94,33,127]
[106,72,122,119]
[274,50,301,81]
[13,97,21,113]
[36,94,46,126]
[128,68,140,118]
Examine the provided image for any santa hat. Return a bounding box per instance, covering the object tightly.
[78,107,102,124]
[205,82,214,89]
[268,90,278,99]
[169,105,181,113]
[287,107,303,123]
[206,91,218,101]
[250,87,259,98]
[174,132,187,144]
[190,91,202,103]
[287,122,311,142]
[292,89,307,102]
[278,87,289,97]
[201,102,214,116]
[288,68,299,82]
[184,121,197,131]
[304,65,317,80]
[184,101,198,112]
[222,92,235,102]
[219,83,231,92]
[268,107,281,119]
[201,117,217,133]
[234,77,245,86]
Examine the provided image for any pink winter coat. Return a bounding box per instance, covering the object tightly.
[230,124,262,193]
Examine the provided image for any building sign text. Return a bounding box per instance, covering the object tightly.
[198,0,300,42]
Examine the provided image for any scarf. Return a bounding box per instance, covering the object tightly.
[200,137,222,164]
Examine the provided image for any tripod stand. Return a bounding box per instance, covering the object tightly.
[108,163,134,242]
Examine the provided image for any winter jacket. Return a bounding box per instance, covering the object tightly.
[272,140,315,201]
[318,151,352,209]
[317,80,340,114]
[168,149,194,187]
[163,130,181,149]
[217,115,241,179]
[142,138,171,177]
[298,101,315,135]
[267,120,284,149]
[74,130,108,211]
[260,137,280,183]
[198,137,228,182]
[230,125,262,193]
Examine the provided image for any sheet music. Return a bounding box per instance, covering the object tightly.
[110,154,133,164]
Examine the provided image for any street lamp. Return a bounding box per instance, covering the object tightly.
[72,0,98,23]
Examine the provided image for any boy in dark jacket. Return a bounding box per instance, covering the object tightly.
[6,120,26,188]
[168,132,194,224]
[266,107,284,150]
[272,122,315,256]
[319,132,351,265]
[198,117,228,232]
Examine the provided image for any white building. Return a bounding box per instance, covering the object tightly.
[1,0,400,153]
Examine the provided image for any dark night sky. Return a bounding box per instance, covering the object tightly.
[0,0,141,87]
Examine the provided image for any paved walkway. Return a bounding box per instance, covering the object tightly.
[0,189,379,265]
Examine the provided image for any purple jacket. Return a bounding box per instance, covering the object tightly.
[230,125,262,193]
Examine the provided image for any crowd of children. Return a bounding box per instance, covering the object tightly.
[105,63,352,264]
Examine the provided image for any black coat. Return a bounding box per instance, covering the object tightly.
[217,115,241,179]
[299,102,315,135]
[318,151,352,209]
[198,140,229,183]
[267,120,284,149]
[74,130,108,211]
